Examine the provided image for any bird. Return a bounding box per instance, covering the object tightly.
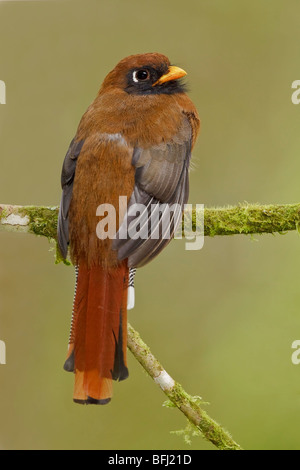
[57,53,200,404]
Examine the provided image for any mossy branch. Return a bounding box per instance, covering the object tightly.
[1,202,300,239]
[2,200,299,450]
[127,324,242,450]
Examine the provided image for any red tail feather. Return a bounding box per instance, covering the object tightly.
[64,261,129,404]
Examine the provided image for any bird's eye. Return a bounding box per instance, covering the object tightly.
[132,69,150,83]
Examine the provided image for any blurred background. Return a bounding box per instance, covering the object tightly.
[1,0,300,450]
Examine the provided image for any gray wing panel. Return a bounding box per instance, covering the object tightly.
[57,138,84,259]
[113,119,192,268]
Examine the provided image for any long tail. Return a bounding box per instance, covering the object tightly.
[64,261,129,404]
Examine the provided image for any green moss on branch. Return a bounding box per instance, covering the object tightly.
[200,203,300,237]
[5,202,300,240]
[127,323,242,450]
[20,206,58,240]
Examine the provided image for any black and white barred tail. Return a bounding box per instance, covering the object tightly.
[127,268,136,310]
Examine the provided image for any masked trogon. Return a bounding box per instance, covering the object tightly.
[57,53,200,404]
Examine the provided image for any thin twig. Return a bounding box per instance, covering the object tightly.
[127,324,242,450]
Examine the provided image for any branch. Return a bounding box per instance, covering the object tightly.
[3,201,297,450]
[1,203,300,239]
[127,324,242,450]
[200,203,300,236]
[0,204,57,236]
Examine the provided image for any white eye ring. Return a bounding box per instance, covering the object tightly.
[132,69,150,83]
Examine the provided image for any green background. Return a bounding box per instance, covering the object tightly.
[1,0,300,450]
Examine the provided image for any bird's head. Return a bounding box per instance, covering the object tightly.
[100,53,187,96]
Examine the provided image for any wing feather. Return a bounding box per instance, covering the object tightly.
[113,117,192,268]
[58,138,85,259]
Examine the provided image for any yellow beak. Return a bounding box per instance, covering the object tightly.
[152,65,187,86]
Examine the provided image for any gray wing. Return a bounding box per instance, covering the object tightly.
[113,118,192,268]
[57,138,84,259]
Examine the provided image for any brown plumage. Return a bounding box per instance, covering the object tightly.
[58,53,200,404]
